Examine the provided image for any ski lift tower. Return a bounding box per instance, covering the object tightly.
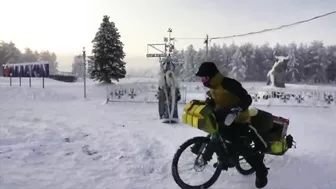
[146,28,181,123]
[146,28,175,58]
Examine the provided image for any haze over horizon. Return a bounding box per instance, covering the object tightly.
[1,0,336,72]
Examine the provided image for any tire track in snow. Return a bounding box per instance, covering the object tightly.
[54,118,175,189]
[264,154,292,174]
[96,127,174,189]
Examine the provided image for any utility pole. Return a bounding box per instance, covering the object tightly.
[83,47,87,98]
[167,28,175,54]
[204,34,209,61]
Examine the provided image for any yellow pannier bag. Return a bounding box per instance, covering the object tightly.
[182,100,218,134]
[269,137,288,155]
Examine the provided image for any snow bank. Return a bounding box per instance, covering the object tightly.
[0,86,78,102]
[0,77,114,102]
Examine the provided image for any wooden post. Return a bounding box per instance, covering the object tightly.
[29,65,32,87]
[42,74,45,89]
[83,47,87,98]
[9,73,12,86]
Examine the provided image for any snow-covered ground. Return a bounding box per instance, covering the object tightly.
[0,77,336,189]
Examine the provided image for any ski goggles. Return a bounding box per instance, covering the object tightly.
[200,76,210,83]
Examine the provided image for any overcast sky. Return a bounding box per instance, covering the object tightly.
[1,0,335,71]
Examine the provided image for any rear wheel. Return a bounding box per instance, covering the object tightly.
[235,155,255,175]
[171,136,223,189]
[234,140,258,175]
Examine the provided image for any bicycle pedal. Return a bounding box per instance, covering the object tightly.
[213,163,228,170]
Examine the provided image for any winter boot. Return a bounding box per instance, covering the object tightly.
[245,153,269,188]
[190,143,202,155]
[255,157,269,188]
[255,168,268,188]
[213,162,229,170]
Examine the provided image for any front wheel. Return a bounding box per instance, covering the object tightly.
[171,136,223,189]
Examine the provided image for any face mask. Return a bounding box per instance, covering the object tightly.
[201,76,210,83]
[201,76,212,88]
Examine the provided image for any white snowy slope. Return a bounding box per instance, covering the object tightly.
[0,77,336,189]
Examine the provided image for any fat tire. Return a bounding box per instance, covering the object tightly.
[171,136,222,189]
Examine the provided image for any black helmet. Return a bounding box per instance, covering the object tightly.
[195,61,219,78]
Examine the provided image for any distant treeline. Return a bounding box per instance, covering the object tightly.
[172,40,336,84]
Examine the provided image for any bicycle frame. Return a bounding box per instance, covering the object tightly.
[193,112,244,167]
[193,132,236,168]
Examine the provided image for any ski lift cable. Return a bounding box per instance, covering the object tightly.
[132,60,160,84]
[175,10,336,41]
[212,10,336,40]
[175,37,205,40]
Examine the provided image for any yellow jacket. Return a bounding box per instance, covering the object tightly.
[207,73,252,124]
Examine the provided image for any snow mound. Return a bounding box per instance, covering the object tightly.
[0,86,77,102]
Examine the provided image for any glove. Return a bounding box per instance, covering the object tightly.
[230,107,243,115]
[176,89,181,102]
[190,99,205,104]
[176,93,181,101]
[205,97,215,107]
[214,107,242,126]
[221,107,242,126]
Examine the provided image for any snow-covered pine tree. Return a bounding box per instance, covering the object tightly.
[170,49,184,78]
[71,55,84,77]
[305,41,328,83]
[229,48,247,81]
[326,45,336,82]
[209,44,228,75]
[286,45,299,83]
[182,45,197,81]
[89,15,126,83]
[39,51,58,74]
[241,43,256,81]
